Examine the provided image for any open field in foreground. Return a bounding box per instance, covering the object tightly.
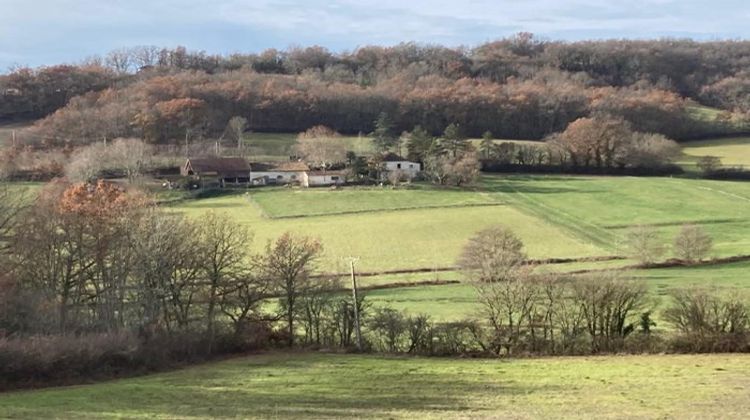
[1,352,748,419]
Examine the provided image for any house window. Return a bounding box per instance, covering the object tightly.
[397,163,402,169]
[331,176,339,181]
[409,164,414,169]
[291,175,297,180]
[277,175,283,179]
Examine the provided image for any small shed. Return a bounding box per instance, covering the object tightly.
[380,152,421,177]
[181,157,251,186]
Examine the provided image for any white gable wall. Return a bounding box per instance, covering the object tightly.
[384,161,420,175]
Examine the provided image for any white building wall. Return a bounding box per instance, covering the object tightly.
[250,171,304,185]
[305,174,345,187]
[384,161,420,176]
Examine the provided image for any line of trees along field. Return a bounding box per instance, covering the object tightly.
[5,35,750,146]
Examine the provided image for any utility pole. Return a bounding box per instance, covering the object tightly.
[348,257,363,351]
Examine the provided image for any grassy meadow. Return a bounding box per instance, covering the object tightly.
[173,174,750,274]
[1,352,748,419]
[682,136,750,167]
[175,189,603,273]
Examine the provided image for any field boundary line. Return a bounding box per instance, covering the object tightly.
[603,217,748,229]
[310,255,625,279]
[257,202,508,220]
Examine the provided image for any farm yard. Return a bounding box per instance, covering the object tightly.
[1,352,749,419]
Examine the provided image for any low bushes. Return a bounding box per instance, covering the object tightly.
[360,284,750,358]
[0,325,276,391]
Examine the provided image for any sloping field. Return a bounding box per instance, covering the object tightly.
[1,353,748,419]
[175,191,604,272]
[682,136,750,167]
[483,175,750,257]
[174,174,750,272]
[249,185,504,218]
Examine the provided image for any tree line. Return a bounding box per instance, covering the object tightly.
[7,35,750,146]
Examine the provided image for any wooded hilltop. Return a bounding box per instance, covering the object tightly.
[4,34,750,146]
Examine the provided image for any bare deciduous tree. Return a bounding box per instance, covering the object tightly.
[571,273,649,353]
[261,232,323,346]
[458,225,526,282]
[624,225,665,265]
[227,116,248,153]
[65,143,109,182]
[294,125,347,169]
[198,212,253,348]
[109,138,154,183]
[697,155,722,174]
[673,224,713,263]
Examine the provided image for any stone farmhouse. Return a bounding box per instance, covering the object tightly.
[182,157,347,188]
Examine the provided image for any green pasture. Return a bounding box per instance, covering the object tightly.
[174,191,603,273]
[1,352,748,419]
[682,136,750,167]
[483,174,750,257]
[173,174,750,272]
[249,184,504,218]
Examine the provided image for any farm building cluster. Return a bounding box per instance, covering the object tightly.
[180,153,420,188]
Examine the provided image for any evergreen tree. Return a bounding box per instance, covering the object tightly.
[442,123,469,157]
[406,125,434,162]
[371,112,397,152]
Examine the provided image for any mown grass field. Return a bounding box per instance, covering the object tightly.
[175,190,603,273]
[174,174,750,274]
[1,352,748,419]
[682,136,750,167]
[482,175,750,256]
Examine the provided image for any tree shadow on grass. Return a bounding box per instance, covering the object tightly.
[0,355,561,419]
[480,176,605,195]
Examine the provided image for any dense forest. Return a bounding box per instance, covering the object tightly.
[3,34,750,145]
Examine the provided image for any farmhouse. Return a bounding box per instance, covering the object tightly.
[249,161,310,185]
[380,152,421,177]
[181,157,251,187]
